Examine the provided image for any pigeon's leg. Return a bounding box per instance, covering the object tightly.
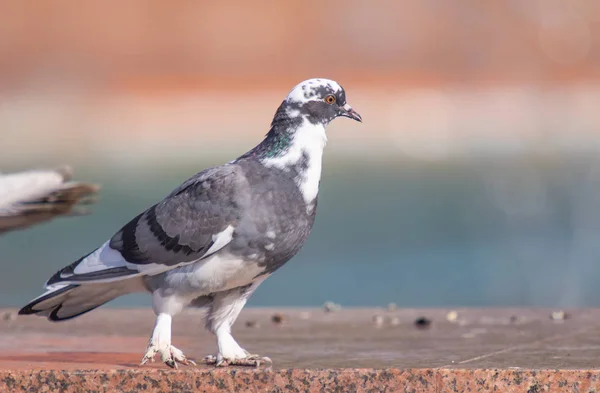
[201,282,271,367]
[140,293,196,368]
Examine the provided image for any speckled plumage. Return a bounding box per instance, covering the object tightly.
[19,78,361,368]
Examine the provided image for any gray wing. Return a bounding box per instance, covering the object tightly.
[110,164,247,266]
[46,164,249,285]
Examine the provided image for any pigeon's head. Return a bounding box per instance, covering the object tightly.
[283,78,362,125]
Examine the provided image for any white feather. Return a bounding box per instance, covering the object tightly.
[205,225,235,256]
[262,118,326,205]
[165,252,266,295]
[72,240,126,275]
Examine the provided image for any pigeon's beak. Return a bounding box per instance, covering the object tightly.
[341,103,362,122]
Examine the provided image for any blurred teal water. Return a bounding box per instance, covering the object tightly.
[2,154,600,308]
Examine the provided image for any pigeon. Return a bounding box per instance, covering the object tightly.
[0,166,99,234]
[19,78,362,368]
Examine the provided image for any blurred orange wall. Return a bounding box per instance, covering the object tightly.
[0,0,599,92]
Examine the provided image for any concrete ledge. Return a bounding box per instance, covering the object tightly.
[2,307,600,392]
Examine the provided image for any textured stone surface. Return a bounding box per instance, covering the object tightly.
[1,369,599,393]
[436,369,600,393]
[1,308,600,392]
[0,369,436,393]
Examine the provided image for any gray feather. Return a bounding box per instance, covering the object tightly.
[109,164,248,267]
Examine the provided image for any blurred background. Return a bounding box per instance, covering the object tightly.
[1,0,600,309]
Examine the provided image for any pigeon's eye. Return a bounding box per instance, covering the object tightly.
[324,95,336,105]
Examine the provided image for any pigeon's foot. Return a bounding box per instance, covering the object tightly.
[207,331,272,367]
[140,343,196,369]
[202,353,272,368]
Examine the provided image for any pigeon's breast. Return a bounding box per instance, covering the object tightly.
[229,164,317,275]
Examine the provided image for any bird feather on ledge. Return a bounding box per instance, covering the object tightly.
[0,166,100,234]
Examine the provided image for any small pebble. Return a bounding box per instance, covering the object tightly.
[550,311,570,321]
[2,312,15,322]
[509,315,518,323]
[446,310,458,323]
[386,303,397,311]
[323,301,341,313]
[389,316,401,326]
[271,313,284,324]
[372,314,384,327]
[414,316,431,329]
[245,320,259,328]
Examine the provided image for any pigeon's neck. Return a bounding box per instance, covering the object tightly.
[250,115,327,205]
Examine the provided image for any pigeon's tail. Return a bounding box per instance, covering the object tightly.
[19,278,144,321]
